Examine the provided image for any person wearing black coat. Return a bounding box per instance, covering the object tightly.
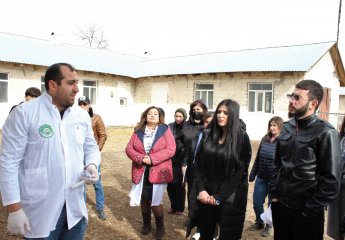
[176,100,207,240]
[269,80,341,240]
[327,117,345,240]
[167,108,187,215]
[248,116,283,237]
[193,99,252,240]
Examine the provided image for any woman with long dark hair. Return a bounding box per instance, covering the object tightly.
[194,99,252,240]
[126,106,176,240]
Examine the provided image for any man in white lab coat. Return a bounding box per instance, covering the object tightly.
[0,63,101,239]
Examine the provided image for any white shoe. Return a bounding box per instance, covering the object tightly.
[192,232,200,240]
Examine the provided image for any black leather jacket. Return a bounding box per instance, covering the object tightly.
[269,114,341,216]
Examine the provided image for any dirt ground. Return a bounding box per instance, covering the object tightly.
[0,127,332,240]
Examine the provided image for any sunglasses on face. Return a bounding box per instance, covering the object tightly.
[286,93,309,102]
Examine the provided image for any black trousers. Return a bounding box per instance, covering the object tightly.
[271,201,324,240]
[167,182,186,212]
[198,203,220,240]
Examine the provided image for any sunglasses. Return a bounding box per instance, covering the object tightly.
[286,93,309,102]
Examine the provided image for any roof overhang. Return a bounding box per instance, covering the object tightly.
[330,43,345,86]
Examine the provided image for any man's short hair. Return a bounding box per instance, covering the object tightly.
[295,79,324,110]
[25,87,41,98]
[44,63,75,91]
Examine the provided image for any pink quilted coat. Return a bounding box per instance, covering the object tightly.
[125,124,176,184]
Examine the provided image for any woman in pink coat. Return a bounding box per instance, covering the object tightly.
[126,106,176,240]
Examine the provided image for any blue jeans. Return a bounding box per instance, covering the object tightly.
[25,204,87,240]
[253,177,271,224]
[94,166,105,211]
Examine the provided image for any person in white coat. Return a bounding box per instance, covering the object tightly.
[0,63,101,239]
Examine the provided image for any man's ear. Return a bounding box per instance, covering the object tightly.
[309,99,319,111]
[48,80,57,92]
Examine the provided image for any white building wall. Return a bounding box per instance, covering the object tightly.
[0,64,45,127]
[304,52,341,128]
[1,57,342,140]
[0,63,138,128]
[134,73,300,140]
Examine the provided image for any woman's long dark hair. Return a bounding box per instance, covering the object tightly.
[202,99,243,173]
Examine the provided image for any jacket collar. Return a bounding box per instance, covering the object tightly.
[290,114,317,130]
[136,124,168,144]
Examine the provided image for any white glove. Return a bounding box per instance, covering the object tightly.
[85,164,99,184]
[7,208,30,236]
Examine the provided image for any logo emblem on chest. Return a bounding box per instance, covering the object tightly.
[39,124,54,138]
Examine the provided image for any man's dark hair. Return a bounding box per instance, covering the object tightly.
[44,63,75,90]
[25,87,41,98]
[295,79,324,110]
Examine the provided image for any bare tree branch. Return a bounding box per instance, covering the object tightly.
[74,24,109,49]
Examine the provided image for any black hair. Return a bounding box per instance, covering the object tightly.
[295,80,324,111]
[25,87,41,98]
[188,100,208,122]
[44,63,75,91]
[202,99,243,173]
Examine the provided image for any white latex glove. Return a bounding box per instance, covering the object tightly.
[85,164,99,184]
[7,208,30,236]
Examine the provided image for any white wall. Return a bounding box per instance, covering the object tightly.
[304,52,341,128]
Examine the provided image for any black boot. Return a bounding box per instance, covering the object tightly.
[141,212,151,235]
[155,216,165,240]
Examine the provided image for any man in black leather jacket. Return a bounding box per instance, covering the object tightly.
[269,80,341,240]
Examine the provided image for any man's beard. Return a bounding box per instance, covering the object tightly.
[288,102,309,119]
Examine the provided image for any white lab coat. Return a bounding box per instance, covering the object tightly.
[0,92,100,238]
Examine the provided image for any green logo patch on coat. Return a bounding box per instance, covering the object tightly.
[39,124,54,138]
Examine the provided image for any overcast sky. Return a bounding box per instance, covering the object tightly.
[0,0,343,58]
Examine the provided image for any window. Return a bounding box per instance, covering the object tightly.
[0,72,8,102]
[195,83,213,109]
[248,83,273,113]
[40,76,46,93]
[119,97,127,107]
[83,80,97,104]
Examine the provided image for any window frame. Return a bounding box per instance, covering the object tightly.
[248,83,273,113]
[0,72,9,103]
[194,83,214,110]
[82,80,97,104]
[119,97,127,107]
[40,76,46,94]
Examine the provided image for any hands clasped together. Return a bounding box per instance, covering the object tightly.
[197,190,219,206]
[142,155,152,165]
